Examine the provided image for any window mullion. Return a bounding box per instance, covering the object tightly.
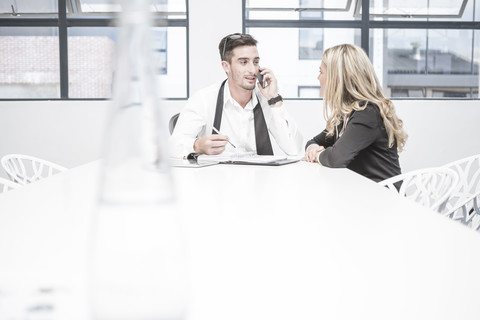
[58,0,69,99]
[361,0,369,56]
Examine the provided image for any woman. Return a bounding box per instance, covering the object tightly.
[304,44,407,182]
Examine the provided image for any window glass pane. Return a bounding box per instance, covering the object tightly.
[476,2,480,21]
[75,0,120,14]
[68,28,116,99]
[385,29,428,75]
[153,29,167,74]
[0,0,58,14]
[472,29,479,98]
[68,26,187,99]
[156,27,187,98]
[366,0,470,21]
[76,0,186,18]
[427,30,473,74]
[429,0,474,22]
[248,27,361,98]
[299,29,323,59]
[371,28,479,98]
[246,0,357,21]
[247,0,351,10]
[475,30,480,75]
[299,0,323,20]
[0,27,60,99]
[152,0,186,19]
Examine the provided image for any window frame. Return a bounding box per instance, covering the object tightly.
[0,0,189,100]
[243,0,480,100]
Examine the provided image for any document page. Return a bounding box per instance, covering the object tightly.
[197,152,300,166]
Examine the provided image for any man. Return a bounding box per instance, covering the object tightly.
[169,33,303,158]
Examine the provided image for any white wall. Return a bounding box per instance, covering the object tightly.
[0,0,479,178]
[0,100,185,177]
[1,98,479,177]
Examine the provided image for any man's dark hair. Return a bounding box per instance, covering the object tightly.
[218,33,257,63]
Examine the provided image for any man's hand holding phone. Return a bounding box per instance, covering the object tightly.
[257,71,266,88]
[257,67,282,107]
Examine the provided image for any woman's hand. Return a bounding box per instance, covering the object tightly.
[302,144,325,163]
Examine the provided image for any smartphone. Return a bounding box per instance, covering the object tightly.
[257,71,265,88]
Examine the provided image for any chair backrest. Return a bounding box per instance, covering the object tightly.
[446,189,480,231]
[379,167,459,213]
[169,113,180,135]
[1,154,67,185]
[442,154,480,223]
[0,177,20,193]
[468,193,480,231]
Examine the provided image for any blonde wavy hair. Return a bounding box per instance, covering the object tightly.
[321,44,407,152]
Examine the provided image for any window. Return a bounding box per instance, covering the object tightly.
[0,0,188,99]
[244,0,480,99]
[0,0,67,16]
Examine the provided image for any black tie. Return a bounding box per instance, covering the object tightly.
[253,102,273,155]
[213,80,273,155]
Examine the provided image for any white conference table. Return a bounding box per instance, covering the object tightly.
[0,160,480,320]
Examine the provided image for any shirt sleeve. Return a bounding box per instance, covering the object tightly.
[169,93,208,158]
[267,104,304,156]
[318,106,380,168]
[305,129,335,150]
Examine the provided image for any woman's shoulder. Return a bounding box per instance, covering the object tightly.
[350,102,382,126]
[359,101,381,112]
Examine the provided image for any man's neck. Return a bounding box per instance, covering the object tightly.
[229,83,253,109]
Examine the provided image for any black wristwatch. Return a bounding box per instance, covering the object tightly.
[267,94,283,105]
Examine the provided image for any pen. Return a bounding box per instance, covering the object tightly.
[212,126,236,148]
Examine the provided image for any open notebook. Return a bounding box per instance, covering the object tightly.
[196,153,300,166]
[169,158,219,168]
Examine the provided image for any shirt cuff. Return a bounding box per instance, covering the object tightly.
[269,106,291,129]
[183,138,197,157]
[269,105,287,117]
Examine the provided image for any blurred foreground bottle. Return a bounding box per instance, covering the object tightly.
[90,0,187,319]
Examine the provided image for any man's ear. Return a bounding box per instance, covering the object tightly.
[221,60,230,76]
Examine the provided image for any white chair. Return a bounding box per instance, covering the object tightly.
[444,190,480,231]
[1,154,67,185]
[0,177,20,193]
[379,167,459,213]
[468,194,480,230]
[441,154,480,228]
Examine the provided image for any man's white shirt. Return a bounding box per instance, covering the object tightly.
[169,80,303,158]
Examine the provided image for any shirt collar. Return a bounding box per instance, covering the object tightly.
[224,80,258,110]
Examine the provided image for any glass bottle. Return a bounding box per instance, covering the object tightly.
[89,0,187,319]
